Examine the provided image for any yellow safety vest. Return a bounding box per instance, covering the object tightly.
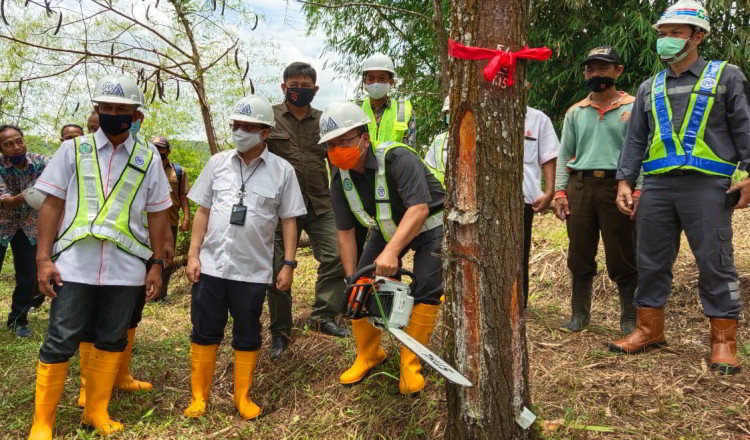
[53,134,154,261]
[340,141,443,242]
[424,131,448,185]
[361,98,412,148]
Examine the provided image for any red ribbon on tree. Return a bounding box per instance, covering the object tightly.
[448,39,552,86]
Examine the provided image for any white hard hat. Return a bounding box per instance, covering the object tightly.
[362,53,396,75]
[653,0,710,35]
[318,101,371,144]
[441,96,450,113]
[23,188,46,210]
[92,75,144,106]
[229,95,275,128]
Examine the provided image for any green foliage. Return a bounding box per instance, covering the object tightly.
[303,0,451,151]
[527,0,750,128]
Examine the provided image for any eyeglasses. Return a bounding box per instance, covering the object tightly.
[326,134,360,149]
[230,123,264,133]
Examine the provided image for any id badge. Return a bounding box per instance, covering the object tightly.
[230,204,247,226]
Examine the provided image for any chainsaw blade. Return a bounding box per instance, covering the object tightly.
[387,327,472,387]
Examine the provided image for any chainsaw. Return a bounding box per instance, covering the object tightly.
[344,264,472,388]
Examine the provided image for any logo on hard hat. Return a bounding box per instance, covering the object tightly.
[376,186,386,198]
[235,103,252,116]
[102,82,125,97]
[697,9,706,19]
[321,117,339,134]
[343,178,353,191]
[664,10,676,18]
[701,78,716,89]
[78,143,93,154]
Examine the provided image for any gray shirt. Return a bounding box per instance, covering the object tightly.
[188,146,306,284]
[617,57,750,185]
[330,146,444,231]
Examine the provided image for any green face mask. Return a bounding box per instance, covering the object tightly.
[656,37,691,64]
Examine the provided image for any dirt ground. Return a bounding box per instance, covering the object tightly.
[0,210,747,439]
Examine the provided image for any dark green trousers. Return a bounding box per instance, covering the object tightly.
[267,210,346,334]
[566,173,637,284]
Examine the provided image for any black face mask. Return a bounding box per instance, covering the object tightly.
[98,113,133,136]
[585,76,616,93]
[285,87,316,107]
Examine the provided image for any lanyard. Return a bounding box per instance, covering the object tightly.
[237,155,262,205]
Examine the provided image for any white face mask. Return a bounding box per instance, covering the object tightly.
[233,130,263,152]
[365,82,391,100]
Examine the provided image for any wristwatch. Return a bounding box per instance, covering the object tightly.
[282,260,298,269]
[147,257,165,267]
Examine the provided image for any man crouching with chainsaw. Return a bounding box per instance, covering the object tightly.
[320,101,445,395]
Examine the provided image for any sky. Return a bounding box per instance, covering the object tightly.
[246,0,360,111]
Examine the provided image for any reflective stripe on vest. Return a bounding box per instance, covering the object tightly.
[53,136,154,261]
[425,132,448,185]
[340,141,443,242]
[643,61,737,177]
[361,98,413,148]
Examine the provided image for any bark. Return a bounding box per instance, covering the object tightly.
[444,0,533,439]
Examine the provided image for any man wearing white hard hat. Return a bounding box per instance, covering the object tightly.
[0,124,48,338]
[612,0,750,375]
[183,95,305,420]
[29,74,170,439]
[359,53,416,148]
[321,101,444,395]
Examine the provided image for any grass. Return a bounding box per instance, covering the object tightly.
[0,211,749,439]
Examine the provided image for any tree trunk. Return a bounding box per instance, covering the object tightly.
[432,0,450,93]
[194,77,220,155]
[443,0,533,439]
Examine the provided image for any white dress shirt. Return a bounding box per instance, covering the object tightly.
[188,146,306,284]
[523,106,560,204]
[35,129,171,286]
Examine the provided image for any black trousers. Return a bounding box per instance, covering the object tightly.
[523,204,534,308]
[357,227,443,305]
[0,230,37,329]
[39,282,143,364]
[191,273,267,351]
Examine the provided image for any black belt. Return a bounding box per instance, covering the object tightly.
[575,170,617,179]
[663,168,702,177]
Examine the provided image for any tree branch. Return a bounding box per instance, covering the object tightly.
[0,55,87,83]
[89,0,193,60]
[0,34,191,81]
[295,0,432,21]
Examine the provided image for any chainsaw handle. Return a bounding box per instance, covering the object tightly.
[347,264,417,293]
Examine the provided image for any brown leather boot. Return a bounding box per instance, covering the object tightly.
[710,318,741,375]
[609,307,667,354]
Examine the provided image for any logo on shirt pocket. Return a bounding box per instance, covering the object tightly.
[619,111,631,122]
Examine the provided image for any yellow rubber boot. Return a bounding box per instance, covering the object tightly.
[340,318,387,385]
[183,343,218,418]
[399,303,439,395]
[114,328,152,392]
[233,350,261,420]
[82,349,124,435]
[28,361,68,440]
[77,342,93,408]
